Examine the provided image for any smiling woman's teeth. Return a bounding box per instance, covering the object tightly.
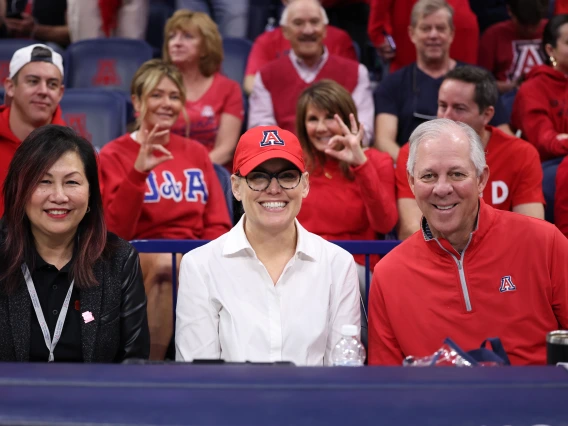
[261,202,286,209]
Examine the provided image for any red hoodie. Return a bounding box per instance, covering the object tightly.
[511,65,568,161]
[0,105,66,217]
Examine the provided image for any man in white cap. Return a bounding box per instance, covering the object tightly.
[0,43,66,217]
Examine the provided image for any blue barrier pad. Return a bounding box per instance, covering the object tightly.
[0,363,566,425]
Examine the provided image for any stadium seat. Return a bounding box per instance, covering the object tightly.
[0,39,40,82]
[59,89,127,151]
[499,87,517,124]
[542,156,563,223]
[221,37,253,88]
[146,1,174,58]
[246,0,282,41]
[64,38,153,93]
[213,163,234,223]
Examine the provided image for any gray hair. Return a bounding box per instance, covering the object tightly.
[410,0,454,30]
[406,118,486,176]
[280,0,329,27]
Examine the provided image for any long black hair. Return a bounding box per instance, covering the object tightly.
[1,125,107,294]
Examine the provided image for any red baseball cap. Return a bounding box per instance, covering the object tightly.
[233,126,306,176]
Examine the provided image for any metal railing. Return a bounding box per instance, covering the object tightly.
[130,239,401,325]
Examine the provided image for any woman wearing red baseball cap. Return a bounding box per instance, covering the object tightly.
[175,125,361,365]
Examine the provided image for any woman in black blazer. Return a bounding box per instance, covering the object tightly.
[0,125,149,362]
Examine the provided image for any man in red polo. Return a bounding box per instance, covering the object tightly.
[0,44,66,217]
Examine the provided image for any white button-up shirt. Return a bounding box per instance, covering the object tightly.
[175,216,361,366]
[248,48,375,145]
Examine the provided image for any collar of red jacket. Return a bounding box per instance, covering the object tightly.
[0,104,66,145]
[421,198,496,257]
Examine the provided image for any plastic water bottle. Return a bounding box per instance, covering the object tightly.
[331,325,366,366]
[265,17,276,32]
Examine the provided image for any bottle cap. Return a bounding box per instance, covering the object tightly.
[341,325,358,337]
[547,330,568,345]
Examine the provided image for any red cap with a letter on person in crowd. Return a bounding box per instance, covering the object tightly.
[233,126,306,176]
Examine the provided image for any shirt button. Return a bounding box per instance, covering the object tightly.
[52,285,57,290]
[52,309,58,315]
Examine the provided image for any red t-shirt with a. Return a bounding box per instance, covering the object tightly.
[245,26,357,77]
[171,73,244,153]
[478,19,547,82]
[395,126,544,209]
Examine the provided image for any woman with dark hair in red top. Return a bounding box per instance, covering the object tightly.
[295,80,398,298]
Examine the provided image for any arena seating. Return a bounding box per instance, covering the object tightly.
[59,89,127,151]
[221,37,253,88]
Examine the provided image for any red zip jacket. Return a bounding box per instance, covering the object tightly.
[511,65,568,161]
[369,200,568,365]
[0,105,66,217]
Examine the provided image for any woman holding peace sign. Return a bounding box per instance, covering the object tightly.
[99,59,232,360]
[295,80,398,298]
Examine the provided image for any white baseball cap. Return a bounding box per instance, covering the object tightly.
[9,44,64,79]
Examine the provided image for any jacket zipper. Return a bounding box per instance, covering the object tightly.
[435,236,473,312]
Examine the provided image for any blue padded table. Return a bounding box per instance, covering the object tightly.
[0,364,567,426]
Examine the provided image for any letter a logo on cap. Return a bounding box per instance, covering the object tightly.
[260,130,285,147]
[499,275,517,293]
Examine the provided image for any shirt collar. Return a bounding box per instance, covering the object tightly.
[32,248,73,273]
[31,233,79,273]
[289,46,328,70]
[420,200,481,243]
[223,215,318,261]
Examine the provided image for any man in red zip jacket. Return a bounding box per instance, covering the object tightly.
[0,44,66,217]
[369,118,568,365]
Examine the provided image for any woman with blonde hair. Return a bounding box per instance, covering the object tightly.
[99,59,232,359]
[164,9,243,169]
[296,79,398,297]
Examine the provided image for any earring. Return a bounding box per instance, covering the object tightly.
[550,56,558,68]
[86,206,91,213]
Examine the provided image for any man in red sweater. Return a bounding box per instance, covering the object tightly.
[243,0,357,95]
[369,118,568,366]
[248,0,373,144]
[0,43,66,217]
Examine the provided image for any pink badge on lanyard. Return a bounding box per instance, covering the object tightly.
[82,311,95,323]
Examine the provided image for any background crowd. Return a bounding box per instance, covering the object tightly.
[0,0,567,365]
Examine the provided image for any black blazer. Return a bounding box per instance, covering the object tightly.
[0,233,150,362]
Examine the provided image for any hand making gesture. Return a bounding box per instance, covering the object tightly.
[134,124,174,173]
[325,113,367,167]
